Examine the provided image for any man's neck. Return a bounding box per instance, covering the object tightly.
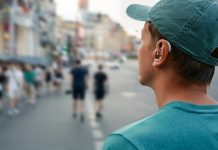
[152,77,218,108]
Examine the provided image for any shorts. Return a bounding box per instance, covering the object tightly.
[34,81,41,88]
[25,84,34,95]
[95,91,105,100]
[54,79,62,86]
[72,87,85,100]
[8,88,19,99]
[45,77,51,83]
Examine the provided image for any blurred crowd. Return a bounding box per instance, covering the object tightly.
[0,61,63,117]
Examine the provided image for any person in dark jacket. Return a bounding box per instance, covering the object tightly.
[93,64,108,119]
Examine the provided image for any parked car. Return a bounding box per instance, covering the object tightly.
[105,60,120,70]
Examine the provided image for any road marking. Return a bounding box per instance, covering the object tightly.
[92,129,104,139]
[90,120,99,128]
[95,141,104,150]
[86,96,104,150]
[122,91,136,98]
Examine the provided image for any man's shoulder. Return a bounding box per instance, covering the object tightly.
[104,112,170,150]
[104,108,190,150]
[71,68,80,73]
[103,134,138,150]
[104,103,218,150]
[114,108,175,135]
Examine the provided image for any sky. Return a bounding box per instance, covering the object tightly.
[54,0,159,36]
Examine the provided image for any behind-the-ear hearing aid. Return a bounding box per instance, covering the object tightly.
[166,41,172,52]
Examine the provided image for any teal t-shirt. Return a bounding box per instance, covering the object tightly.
[103,101,218,150]
[24,71,36,84]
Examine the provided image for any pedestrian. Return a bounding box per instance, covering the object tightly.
[14,63,24,105]
[104,0,218,150]
[45,67,52,95]
[70,59,89,122]
[6,63,21,117]
[0,67,3,114]
[93,64,108,119]
[24,64,36,105]
[34,66,44,98]
[0,66,7,115]
[54,67,63,95]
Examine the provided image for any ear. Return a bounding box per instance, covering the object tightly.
[152,39,170,67]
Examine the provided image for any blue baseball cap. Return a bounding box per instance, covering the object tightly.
[126,0,218,66]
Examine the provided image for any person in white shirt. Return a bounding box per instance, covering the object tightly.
[6,63,21,117]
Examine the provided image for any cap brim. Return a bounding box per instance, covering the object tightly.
[126,4,151,21]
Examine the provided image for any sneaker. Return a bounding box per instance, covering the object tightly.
[13,108,20,115]
[31,100,36,105]
[96,112,102,120]
[0,109,3,116]
[28,100,36,107]
[7,110,14,117]
[80,115,85,122]
[72,113,77,118]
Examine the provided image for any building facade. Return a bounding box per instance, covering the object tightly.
[0,0,57,65]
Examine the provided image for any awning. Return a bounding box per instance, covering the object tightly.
[0,55,50,66]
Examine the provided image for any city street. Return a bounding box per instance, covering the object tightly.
[0,60,218,150]
[1,0,218,150]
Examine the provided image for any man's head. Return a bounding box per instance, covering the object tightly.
[75,59,81,66]
[127,0,218,86]
[98,64,103,70]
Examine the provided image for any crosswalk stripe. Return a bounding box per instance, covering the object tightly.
[86,97,104,150]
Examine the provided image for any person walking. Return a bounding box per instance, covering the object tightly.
[104,0,218,150]
[70,59,89,122]
[45,67,52,95]
[24,65,36,105]
[0,66,7,115]
[6,63,21,117]
[34,66,44,98]
[54,67,63,95]
[93,64,108,119]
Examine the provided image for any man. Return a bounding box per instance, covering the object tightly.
[34,66,44,98]
[70,59,88,122]
[93,64,108,119]
[54,67,63,95]
[103,0,218,150]
[0,66,7,115]
[24,65,36,105]
[45,67,52,95]
[6,63,21,117]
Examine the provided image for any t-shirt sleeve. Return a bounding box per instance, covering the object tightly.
[103,134,138,150]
